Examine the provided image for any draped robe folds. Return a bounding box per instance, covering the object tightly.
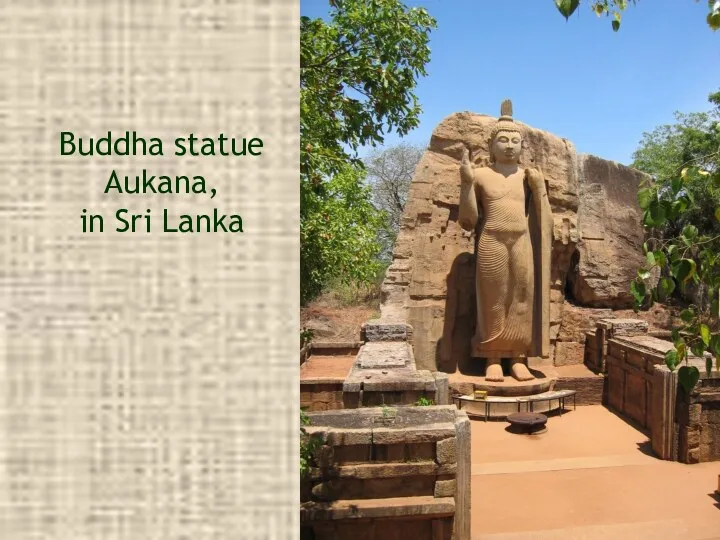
[470,170,552,359]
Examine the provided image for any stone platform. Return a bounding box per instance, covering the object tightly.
[447,369,553,397]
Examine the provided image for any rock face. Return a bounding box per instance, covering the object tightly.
[380,111,648,371]
[569,155,648,308]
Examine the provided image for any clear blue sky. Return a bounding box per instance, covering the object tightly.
[301,0,720,165]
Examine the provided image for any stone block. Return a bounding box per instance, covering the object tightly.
[338,462,438,479]
[434,479,456,498]
[407,442,435,462]
[303,426,328,443]
[363,321,409,342]
[374,444,406,462]
[686,426,700,448]
[359,475,436,499]
[689,403,702,425]
[334,445,371,464]
[436,437,457,465]
[326,428,372,446]
[373,423,455,445]
[433,372,449,405]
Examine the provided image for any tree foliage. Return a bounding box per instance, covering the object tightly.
[364,143,424,261]
[301,165,386,304]
[631,91,720,392]
[300,0,436,304]
[554,0,720,31]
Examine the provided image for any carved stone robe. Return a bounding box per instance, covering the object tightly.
[470,168,552,359]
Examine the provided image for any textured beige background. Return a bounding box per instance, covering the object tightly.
[0,1,298,538]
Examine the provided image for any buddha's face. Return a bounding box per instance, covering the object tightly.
[491,130,522,164]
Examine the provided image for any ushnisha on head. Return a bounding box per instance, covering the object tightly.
[489,99,523,165]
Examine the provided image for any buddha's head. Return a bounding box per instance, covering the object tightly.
[489,99,523,165]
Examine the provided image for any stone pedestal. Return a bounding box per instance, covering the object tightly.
[343,322,448,407]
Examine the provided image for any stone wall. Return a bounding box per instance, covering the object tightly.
[597,326,713,462]
[301,406,470,540]
[676,376,720,463]
[380,111,649,372]
[301,382,345,412]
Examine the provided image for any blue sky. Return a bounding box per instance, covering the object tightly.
[301,0,720,165]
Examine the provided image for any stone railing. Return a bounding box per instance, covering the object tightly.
[588,319,715,463]
[301,406,470,540]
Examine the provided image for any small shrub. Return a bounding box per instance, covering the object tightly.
[415,397,434,406]
[300,328,314,348]
[300,410,321,478]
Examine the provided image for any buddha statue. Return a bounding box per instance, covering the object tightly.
[458,100,553,382]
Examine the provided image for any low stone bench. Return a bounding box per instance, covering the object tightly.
[455,389,577,420]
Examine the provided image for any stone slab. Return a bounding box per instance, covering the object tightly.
[373,423,456,445]
[357,341,412,369]
[335,462,438,479]
[300,496,455,522]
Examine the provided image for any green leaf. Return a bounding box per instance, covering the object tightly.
[680,308,694,323]
[646,251,656,267]
[701,324,711,346]
[630,280,646,304]
[681,224,698,241]
[665,349,678,370]
[671,177,683,195]
[612,19,620,31]
[708,11,720,30]
[555,0,580,19]
[637,269,651,280]
[711,335,720,357]
[678,365,700,393]
[714,207,720,222]
[653,250,666,267]
[691,342,706,358]
[707,356,713,375]
[672,259,696,283]
[637,188,653,210]
[647,199,666,227]
[671,328,680,343]
[658,277,675,299]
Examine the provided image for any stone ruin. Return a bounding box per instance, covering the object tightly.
[379,111,650,373]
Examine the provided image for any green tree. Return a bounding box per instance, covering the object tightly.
[301,164,387,304]
[300,0,436,304]
[632,97,720,239]
[631,91,720,392]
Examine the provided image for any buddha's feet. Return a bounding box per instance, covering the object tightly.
[485,362,504,382]
[510,360,535,381]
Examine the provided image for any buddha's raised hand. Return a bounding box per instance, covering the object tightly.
[525,167,545,192]
[460,147,474,185]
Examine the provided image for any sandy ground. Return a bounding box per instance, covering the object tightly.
[470,405,720,539]
[300,355,356,380]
